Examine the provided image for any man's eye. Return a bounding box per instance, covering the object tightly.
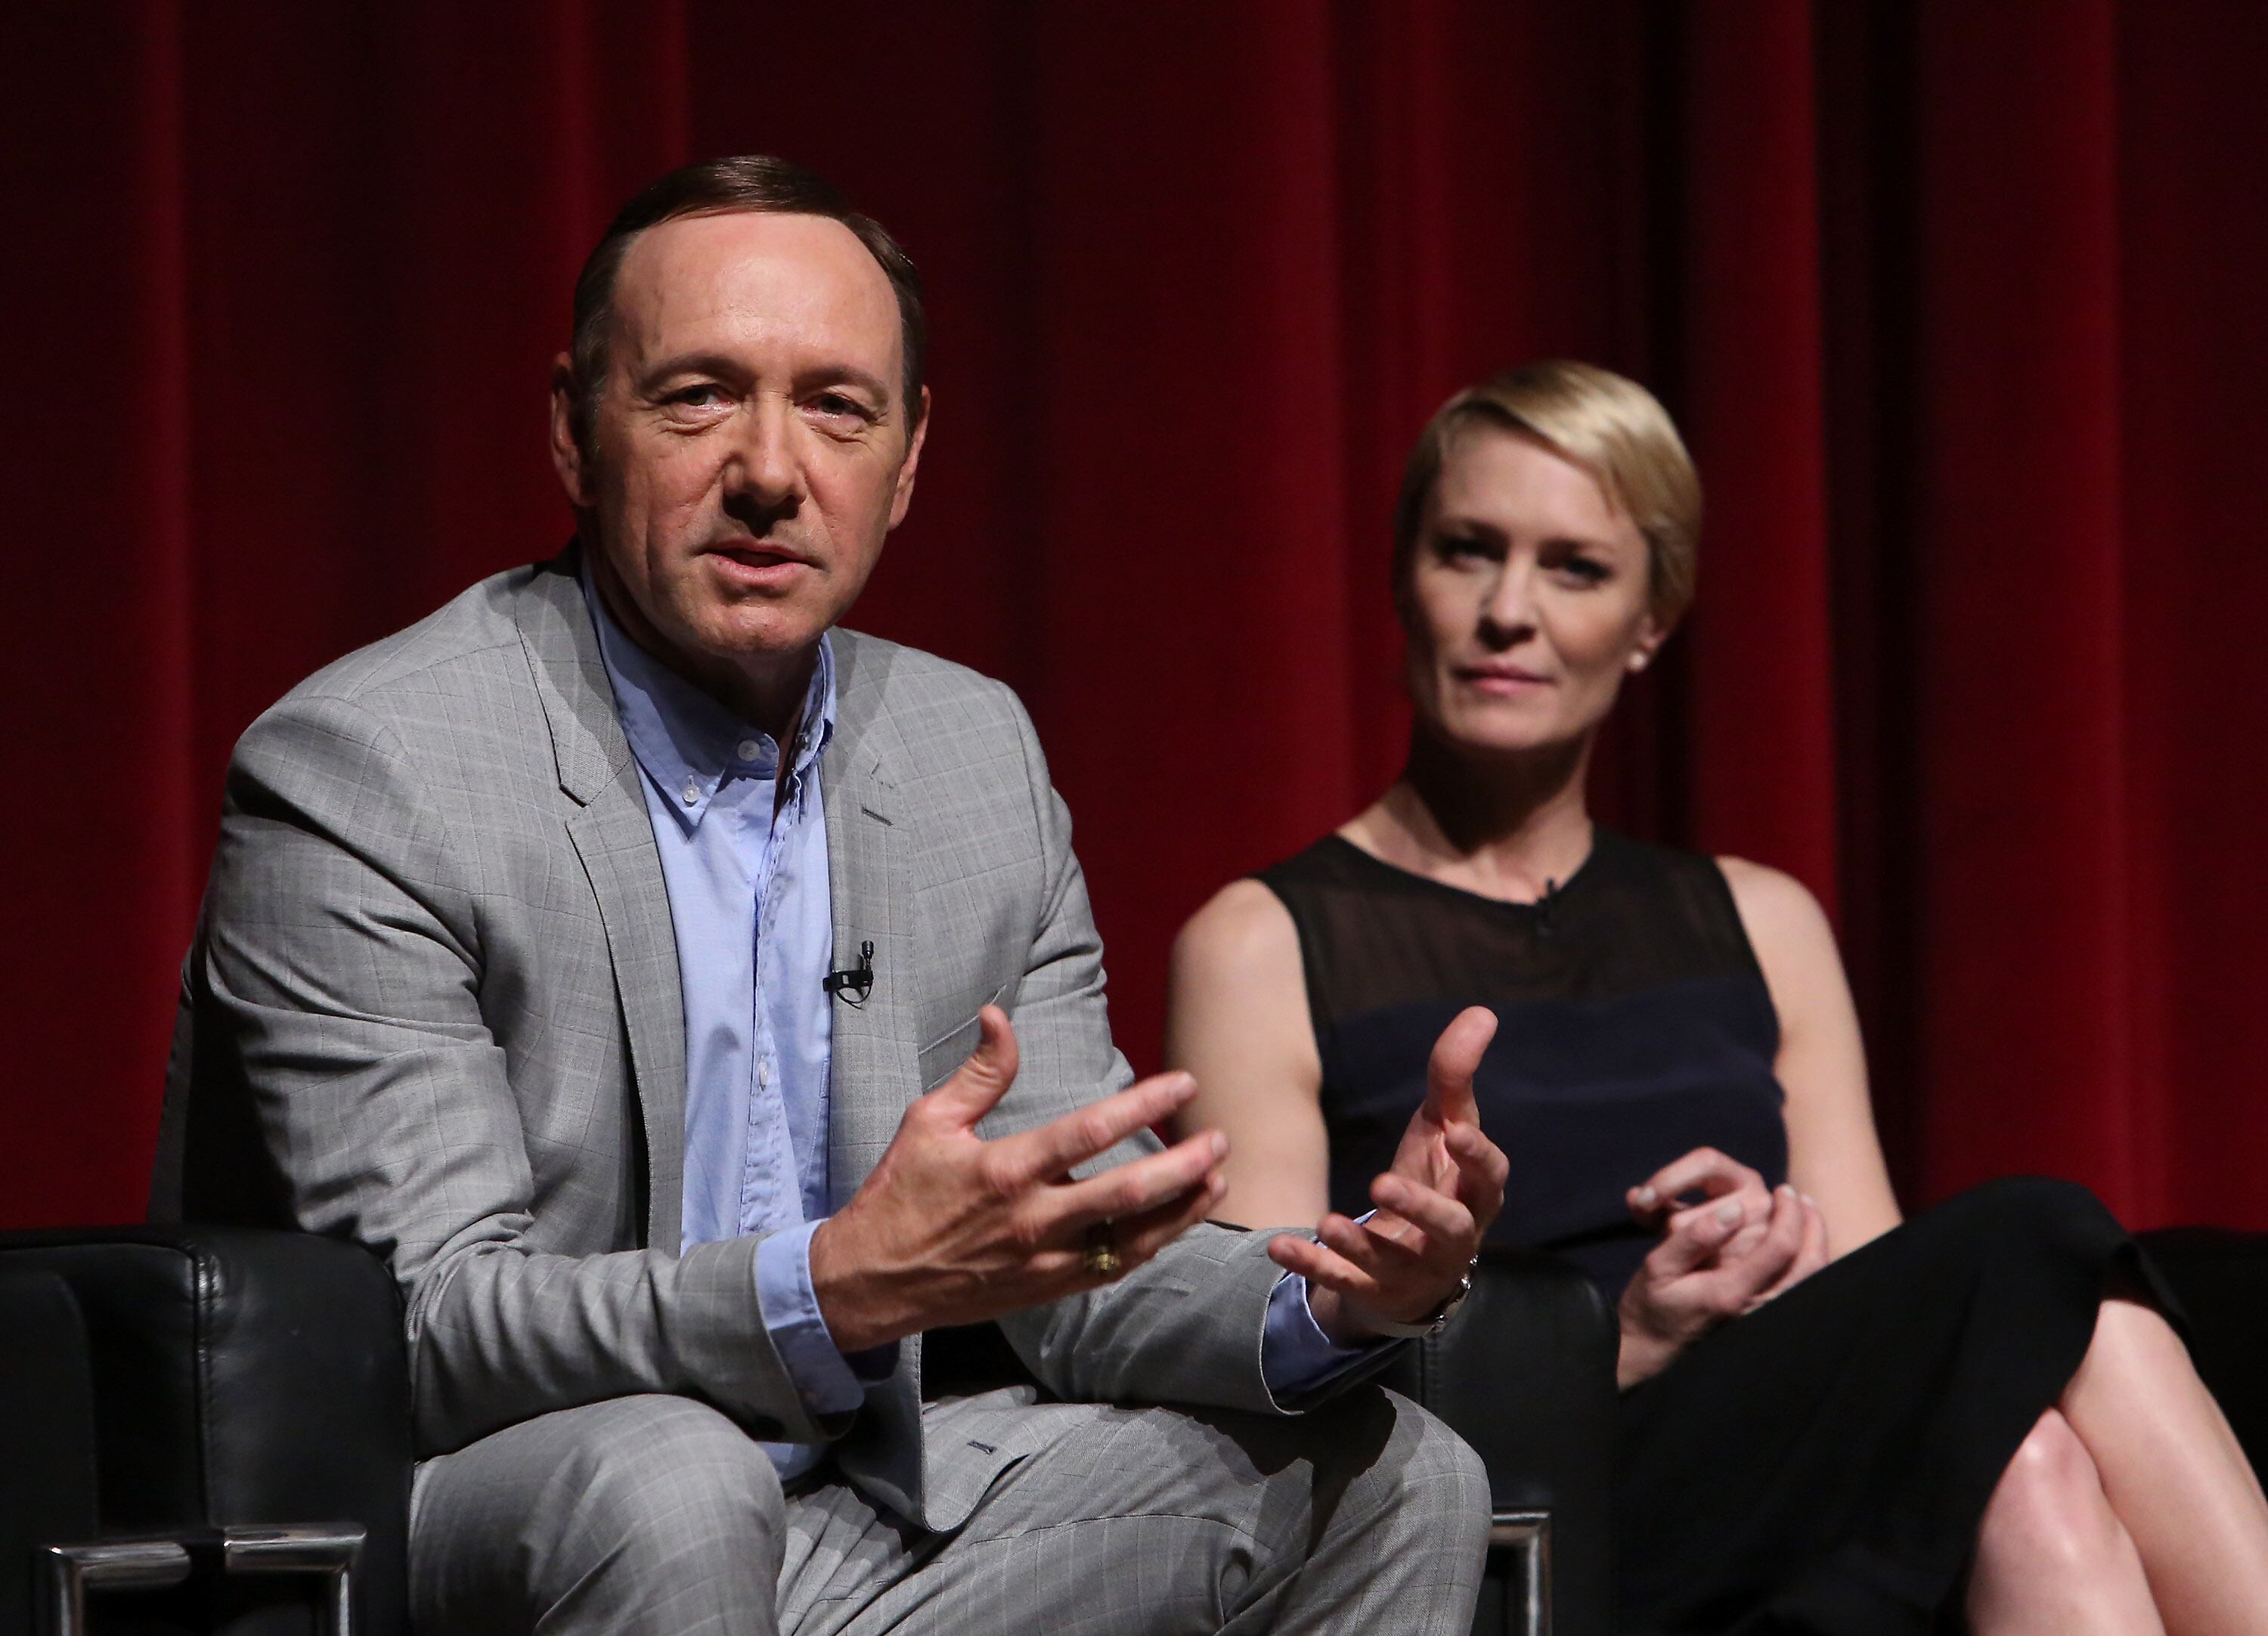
[669,386,724,407]
[810,392,872,421]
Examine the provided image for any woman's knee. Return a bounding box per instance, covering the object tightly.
[1979,1410,2127,1570]
[1944,1175,2120,1249]
[1913,1176,2128,1291]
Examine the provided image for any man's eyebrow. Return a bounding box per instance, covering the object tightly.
[632,352,895,407]
[633,351,750,391]
[799,362,894,405]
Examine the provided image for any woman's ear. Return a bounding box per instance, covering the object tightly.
[1627,614,1669,673]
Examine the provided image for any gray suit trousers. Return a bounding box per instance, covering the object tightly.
[410,1383,1487,1635]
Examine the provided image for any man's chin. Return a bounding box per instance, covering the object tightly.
[682,600,833,665]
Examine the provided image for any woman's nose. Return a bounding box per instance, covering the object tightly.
[1478,562,1538,643]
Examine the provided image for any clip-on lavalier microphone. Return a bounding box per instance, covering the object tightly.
[823,940,875,1007]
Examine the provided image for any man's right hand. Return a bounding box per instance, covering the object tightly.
[807,1005,1230,1355]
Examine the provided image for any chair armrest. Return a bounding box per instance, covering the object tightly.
[0,1225,411,1636]
[1,1266,101,1633]
[2138,1227,2268,1477]
[1379,1245,1619,1636]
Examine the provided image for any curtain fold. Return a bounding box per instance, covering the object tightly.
[2,1,2261,1234]
[1910,0,2133,1201]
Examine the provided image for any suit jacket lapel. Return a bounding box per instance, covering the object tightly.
[518,553,687,1250]
[820,631,937,1526]
[823,631,922,1201]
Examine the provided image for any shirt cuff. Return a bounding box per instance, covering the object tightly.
[754,1219,876,1418]
[1259,1268,1383,1398]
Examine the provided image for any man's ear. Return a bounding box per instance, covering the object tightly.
[886,386,931,531]
[548,353,593,509]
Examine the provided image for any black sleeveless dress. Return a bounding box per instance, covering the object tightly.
[1259,831,2157,1636]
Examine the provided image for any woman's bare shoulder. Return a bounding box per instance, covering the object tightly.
[1715,855,1862,1072]
[1171,877,1302,975]
[1715,855,1836,962]
[1164,875,1320,1110]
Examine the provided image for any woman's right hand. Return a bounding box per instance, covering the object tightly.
[1615,1148,1826,1389]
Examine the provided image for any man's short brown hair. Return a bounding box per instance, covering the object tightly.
[567,155,926,455]
[1392,361,1703,627]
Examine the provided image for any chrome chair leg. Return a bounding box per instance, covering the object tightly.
[1489,1508,1553,1636]
[39,1522,364,1636]
[225,1524,364,1635]
[39,1540,191,1636]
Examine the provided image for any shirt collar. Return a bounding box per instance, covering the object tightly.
[581,561,837,832]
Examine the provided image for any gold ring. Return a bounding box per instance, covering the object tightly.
[1082,1221,1123,1279]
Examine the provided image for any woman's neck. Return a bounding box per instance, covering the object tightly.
[1343,730,1596,904]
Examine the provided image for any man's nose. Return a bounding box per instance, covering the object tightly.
[725,392,805,512]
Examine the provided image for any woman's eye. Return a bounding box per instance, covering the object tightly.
[1553,555,1611,585]
[1435,534,1495,563]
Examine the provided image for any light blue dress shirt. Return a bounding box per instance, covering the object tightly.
[584,575,1367,1482]
[587,575,863,1481]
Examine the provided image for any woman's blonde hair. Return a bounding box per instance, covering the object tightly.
[1391,361,1703,626]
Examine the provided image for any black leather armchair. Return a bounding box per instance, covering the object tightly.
[1383,1246,1622,1636]
[0,1226,411,1636]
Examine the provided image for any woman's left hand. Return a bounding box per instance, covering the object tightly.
[1626,1146,1775,1242]
[1616,1182,1827,1387]
[1736,1186,1830,1311]
[1270,1006,1511,1344]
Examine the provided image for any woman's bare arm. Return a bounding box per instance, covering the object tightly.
[1719,857,1903,1255]
[1161,879,1333,1231]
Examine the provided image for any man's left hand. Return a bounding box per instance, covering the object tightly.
[1268,1006,1508,1346]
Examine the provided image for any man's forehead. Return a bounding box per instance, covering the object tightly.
[609,209,900,370]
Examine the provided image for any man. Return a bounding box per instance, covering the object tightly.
[159,156,1504,1634]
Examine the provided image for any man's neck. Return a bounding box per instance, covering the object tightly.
[587,550,814,746]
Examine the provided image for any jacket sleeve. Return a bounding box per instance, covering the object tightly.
[192,690,839,1457]
[981,688,1396,1414]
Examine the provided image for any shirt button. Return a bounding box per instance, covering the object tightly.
[758,1060,772,1087]
[737,738,764,762]
[680,779,699,805]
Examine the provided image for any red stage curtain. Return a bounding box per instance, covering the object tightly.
[4,1,2264,1233]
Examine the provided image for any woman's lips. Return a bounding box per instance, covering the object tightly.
[1454,665,1551,695]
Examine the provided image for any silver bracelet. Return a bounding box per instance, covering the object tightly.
[1367,1266,1475,1339]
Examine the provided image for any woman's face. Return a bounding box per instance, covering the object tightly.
[1402,426,1664,758]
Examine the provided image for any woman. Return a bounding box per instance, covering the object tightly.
[1163,361,2268,1635]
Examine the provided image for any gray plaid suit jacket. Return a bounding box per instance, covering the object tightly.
[155,551,1311,1532]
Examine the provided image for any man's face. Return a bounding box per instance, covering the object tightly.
[550,210,926,706]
